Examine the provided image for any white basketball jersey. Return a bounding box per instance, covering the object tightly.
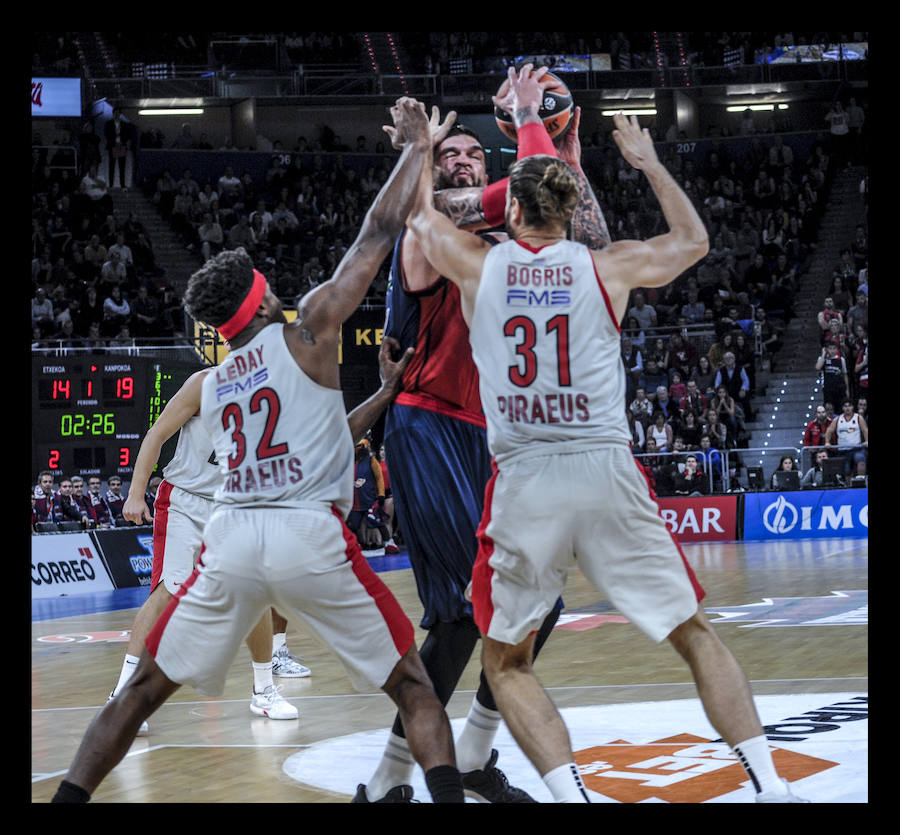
[470,239,630,458]
[161,414,220,498]
[201,322,355,515]
[836,413,862,448]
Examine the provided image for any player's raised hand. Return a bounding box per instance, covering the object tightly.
[611,112,660,172]
[383,97,431,150]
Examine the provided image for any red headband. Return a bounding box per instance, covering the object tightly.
[216,270,267,340]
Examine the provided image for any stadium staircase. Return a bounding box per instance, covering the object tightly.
[358,33,412,85]
[109,189,202,313]
[742,163,868,473]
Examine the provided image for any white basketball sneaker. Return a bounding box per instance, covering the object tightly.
[272,644,311,678]
[755,779,810,802]
[250,685,299,720]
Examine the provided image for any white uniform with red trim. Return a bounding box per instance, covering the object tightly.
[151,414,219,594]
[147,323,414,696]
[468,239,703,647]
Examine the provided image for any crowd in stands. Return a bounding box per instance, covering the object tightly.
[141,152,400,305]
[31,472,161,534]
[31,130,185,347]
[393,31,867,76]
[40,32,867,83]
[800,190,869,483]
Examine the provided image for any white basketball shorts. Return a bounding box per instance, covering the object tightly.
[151,481,214,595]
[471,441,704,646]
[147,504,415,696]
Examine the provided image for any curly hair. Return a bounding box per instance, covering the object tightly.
[508,155,578,228]
[184,247,255,327]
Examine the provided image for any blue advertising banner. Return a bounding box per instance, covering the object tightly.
[743,489,868,541]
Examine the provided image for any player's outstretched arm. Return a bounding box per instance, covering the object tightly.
[297,98,432,334]
[556,106,611,250]
[122,369,210,524]
[598,113,708,305]
[346,337,414,444]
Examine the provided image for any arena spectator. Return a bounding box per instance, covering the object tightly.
[817,297,843,342]
[666,332,699,382]
[626,291,658,332]
[647,411,673,453]
[679,378,708,419]
[846,291,868,335]
[673,453,708,496]
[697,434,725,488]
[51,477,90,526]
[70,477,95,527]
[769,455,799,490]
[825,399,869,479]
[701,408,729,450]
[31,287,55,336]
[102,286,131,336]
[33,470,55,523]
[689,354,717,399]
[713,351,752,421]
[104,476,127,522]
[816,343,850,409]
[680,410,703,449]
[620,335,643,402]
[801,448,830,488]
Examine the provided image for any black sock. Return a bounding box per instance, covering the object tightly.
[51,779,91,803]
[424,765,464,803]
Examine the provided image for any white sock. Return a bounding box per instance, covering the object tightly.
[732,735,787,795]
[252,661,274,694]
[365,732,416,800]
[112,654,140,696]
[455,697,502,772]
[542,762,590,803]
[272,632,287,654]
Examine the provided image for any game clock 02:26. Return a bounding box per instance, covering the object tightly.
[32,355,203,480]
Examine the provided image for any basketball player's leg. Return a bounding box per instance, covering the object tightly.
[480,632,572,775]
[667,606,800,798]
[667,606,763,747]
[122,583,172,662]
[246,608,274,663]
[57,651,181,799]
[381,646,459,774]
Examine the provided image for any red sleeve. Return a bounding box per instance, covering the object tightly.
[482,122,559,227]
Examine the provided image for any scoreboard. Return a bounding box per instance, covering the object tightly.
[32,356,204,479]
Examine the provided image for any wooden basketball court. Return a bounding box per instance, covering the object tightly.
[31,537,867,803]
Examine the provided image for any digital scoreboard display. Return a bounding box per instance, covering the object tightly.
[32,356,203,479]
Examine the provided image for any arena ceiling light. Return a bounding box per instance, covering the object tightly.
[600,108,658,116]
[726,104,789,112]
[137,108,205,115]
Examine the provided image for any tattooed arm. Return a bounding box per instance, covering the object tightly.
[556,106,611,249]
[433,187,490,230]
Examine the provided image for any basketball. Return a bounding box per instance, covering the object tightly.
[494,70,574,144]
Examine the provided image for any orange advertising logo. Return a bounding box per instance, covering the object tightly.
[574,733,835,802]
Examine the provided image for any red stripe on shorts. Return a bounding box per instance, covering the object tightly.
[331,506,414,656]
[150,480,175,592]
[471,460,500,636]
[631,457,706,603]
[145,552,205,658]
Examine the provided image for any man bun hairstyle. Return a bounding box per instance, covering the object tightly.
[184,247,255,328]
[508,155,578,227]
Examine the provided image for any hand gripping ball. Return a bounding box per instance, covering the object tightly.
[494,70,574,144]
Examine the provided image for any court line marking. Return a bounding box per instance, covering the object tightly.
[31,677,868,713]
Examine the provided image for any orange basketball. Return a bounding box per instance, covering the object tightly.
[494,70,574,144]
